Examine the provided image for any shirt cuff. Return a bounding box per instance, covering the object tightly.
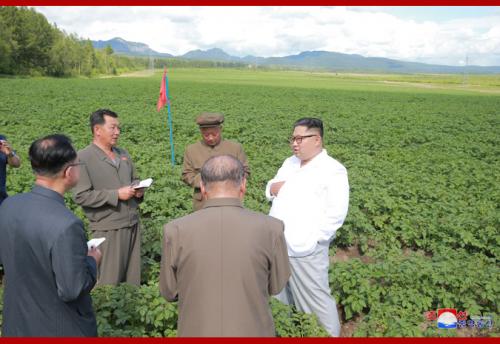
[265,181,275,201]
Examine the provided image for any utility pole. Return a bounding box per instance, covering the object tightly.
[149,53,154,75]
[462,53,469,86]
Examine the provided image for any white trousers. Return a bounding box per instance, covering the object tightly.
[275,242,341,337]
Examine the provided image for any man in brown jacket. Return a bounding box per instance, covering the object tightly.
[73,109,144,286]
[160,155,290,337]
[182,112,249,211]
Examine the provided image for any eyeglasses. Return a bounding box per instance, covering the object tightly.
[289,135,318,144]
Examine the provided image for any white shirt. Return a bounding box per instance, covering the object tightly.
[266,149,349,257]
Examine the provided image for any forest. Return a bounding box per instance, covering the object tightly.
[0,7,246,78]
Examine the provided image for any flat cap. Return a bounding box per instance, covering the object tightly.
[196,112,224,128]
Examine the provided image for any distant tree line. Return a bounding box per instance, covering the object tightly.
[0,7,148,77]
[0,7,250,78]
[154,59,247,69]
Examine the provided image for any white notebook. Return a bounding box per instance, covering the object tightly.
[87,237,106,250]
[133,178,153,189]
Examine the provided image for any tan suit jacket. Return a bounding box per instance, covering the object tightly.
[73,143,140,231]
[182,139,249,210]
[160,198,290,337]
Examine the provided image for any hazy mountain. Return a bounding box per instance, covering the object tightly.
[92,37,173,57]
[179,48,500,74]
[181,48,234,61]
[92,38,500,74]
[258,50,500,74]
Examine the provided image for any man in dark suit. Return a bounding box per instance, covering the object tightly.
[160,155,291,337]
[0,134,102,337]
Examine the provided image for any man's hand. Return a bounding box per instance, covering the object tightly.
[87,247,102,265]
[134,188,145,198]
[1,139,21,168]
[270,181,286,197]
[0,140,12,155]
[118,185,136,200]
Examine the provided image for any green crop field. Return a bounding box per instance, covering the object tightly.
[0,68,499,337]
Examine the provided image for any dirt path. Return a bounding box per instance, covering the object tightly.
[99,70,155,78]
[119,70,156,78]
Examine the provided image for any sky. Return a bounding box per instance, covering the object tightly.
[35,6,500,66]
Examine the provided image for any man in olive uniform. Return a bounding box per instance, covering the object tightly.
[182,112,249,211]
[73,109,145,286]
[161,155,290,337]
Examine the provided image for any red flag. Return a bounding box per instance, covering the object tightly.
[156,69,168,112]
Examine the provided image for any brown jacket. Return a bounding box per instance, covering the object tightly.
[159,198,290,337]
[182,139,249,210]
[73,144,140,231]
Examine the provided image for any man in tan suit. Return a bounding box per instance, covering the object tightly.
[73,109,144,286]
[182,112,249,211]
[160,155,290,337]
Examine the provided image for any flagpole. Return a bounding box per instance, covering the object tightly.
[165,73,175,166]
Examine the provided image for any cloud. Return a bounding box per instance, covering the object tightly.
[35,6,500,66]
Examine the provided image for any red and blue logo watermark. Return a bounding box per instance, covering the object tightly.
[424,309,493,330]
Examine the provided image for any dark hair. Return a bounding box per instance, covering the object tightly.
[293,117,324,138]
[90,109,118,134]
[201,155,245,189]
[29,134,77,177]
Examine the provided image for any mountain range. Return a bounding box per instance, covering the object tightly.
[92,37,173,58]
[92,37,500,74]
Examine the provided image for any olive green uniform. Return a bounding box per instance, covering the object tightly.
[73,143,141,286]
[182,140,249,211]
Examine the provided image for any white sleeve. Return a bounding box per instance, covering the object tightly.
[317,166,350,242]
[265,158,291,201]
